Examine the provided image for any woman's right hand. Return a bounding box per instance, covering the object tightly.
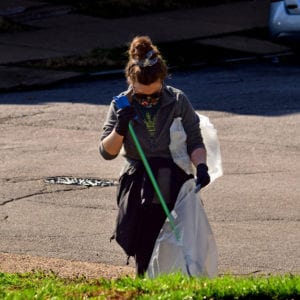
[115,105,136,136]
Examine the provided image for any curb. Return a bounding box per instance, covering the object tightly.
[0,48,296,94]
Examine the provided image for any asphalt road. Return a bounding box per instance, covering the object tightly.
[0,60,299,275]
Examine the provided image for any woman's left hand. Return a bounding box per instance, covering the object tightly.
[196,163,210,190]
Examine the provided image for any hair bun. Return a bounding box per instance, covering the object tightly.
[125,35,168,84]
[129,36,157,61]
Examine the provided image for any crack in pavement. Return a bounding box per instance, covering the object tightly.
[0,186,87,206]
[212,217,300,222]
[26,200,117,210]
[226,170,287,175]
[0,177,42,183]
[0,216,9,222]
[0,111,46,124]
[24,196,116,210]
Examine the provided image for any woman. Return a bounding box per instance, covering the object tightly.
[99,36,210,275]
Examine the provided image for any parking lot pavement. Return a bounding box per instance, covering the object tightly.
[1,0,299,277]
[1,61,299,275]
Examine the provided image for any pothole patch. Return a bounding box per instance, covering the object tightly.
[44,176,118,187]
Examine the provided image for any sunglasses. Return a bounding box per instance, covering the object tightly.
[132,90,162,107]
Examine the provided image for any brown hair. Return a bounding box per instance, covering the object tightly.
[125,36,168,85]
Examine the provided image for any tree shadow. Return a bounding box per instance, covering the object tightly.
[0,63,299,116]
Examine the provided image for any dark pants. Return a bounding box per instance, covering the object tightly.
[135,202,174,276]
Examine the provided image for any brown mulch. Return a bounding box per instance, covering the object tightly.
[0,252,135,279]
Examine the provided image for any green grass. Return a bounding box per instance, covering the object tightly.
[19,39,251,74]
[1,271,299,299]
[20,47,128,73]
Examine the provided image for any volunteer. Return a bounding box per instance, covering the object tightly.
[99,35,210,275]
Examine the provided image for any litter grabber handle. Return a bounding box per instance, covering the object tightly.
[114,95,180,240]
[128,122,180,240]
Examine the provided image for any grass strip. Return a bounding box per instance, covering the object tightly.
[0,17,33,33]
[18,39,252,74]
[0,271,299,299]
[39,0,247,19]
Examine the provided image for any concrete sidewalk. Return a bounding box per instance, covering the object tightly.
[0,0,291,91]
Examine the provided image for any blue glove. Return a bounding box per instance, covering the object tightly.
[113,95,136,137]
[115,105,136,136]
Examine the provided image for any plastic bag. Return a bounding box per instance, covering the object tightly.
[147,179,218,278]
[169,114,223,182]
[198,114,223,182]
[146,114,222,278]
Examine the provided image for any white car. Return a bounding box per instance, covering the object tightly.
[269,0,300,43]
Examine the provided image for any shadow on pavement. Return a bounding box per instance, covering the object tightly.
[1,60,300,117]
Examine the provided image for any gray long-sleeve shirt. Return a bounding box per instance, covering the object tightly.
[99,84,204,161]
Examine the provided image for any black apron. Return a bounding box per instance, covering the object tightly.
[112,158,193,275]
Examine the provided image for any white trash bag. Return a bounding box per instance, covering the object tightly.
[198,114,223,182]
[147,114,222,278]
[168,114,223,181]
[147,179,218,278]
